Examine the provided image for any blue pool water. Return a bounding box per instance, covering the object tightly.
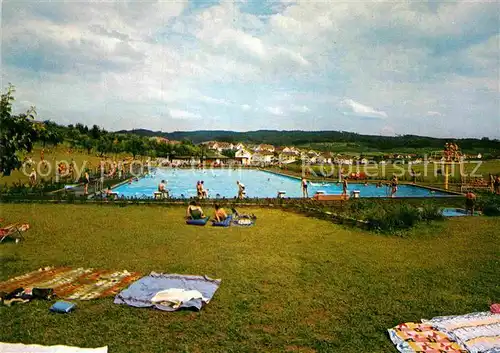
[441,208,479,217]
[112,169,453,199]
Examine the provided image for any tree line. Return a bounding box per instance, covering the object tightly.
[2,84,499,177]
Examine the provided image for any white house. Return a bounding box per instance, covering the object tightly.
[252,151,274,165]
[282,147,300,155]
[201,141,234,152]
[279,151,298,164]
[254,144,275,153]
[235,149,253,165]
[235,143,246,151]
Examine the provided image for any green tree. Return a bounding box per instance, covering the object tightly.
[0,84,39,176]
[38,120,63,148]
[221,149,236,158]
[96,136,113,156]
[125,136,145,158]
[79,137,95,154]
[90,124,101,140]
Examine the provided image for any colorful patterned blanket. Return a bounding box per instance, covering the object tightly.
[388,322,468,353]
[0,267,142,300]
[423,312,500,353]
[389,312,500,353]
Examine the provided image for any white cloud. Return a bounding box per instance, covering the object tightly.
[241,104,252,110]
[427,111,443,117]
[290,105,310,113]
[169,109,201,119]
[199,95,232,106]
[266,106,285,116]
[342,99,388,119]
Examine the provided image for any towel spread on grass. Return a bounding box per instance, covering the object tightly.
[388,322,468,353]
[422,312,500,353]
[0,342,107,352]
[0,267,142,300]
[114,272,221,311]
[389,312,500,353]
[232,218,255,227]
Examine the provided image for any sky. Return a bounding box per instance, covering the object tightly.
[1,0,499,138]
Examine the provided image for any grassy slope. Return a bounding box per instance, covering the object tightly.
[1,204,499,352]
[0,145,132,186]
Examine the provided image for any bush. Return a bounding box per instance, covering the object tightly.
[477,195,500,217]
[420,204,445,221]
[366,204,422,233]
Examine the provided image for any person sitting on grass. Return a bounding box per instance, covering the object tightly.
[465,190,476,215]
[186,201,205,220]
[213,204,228,222]
[104,186,117,200]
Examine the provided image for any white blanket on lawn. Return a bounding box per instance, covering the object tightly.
[151,288,207,309]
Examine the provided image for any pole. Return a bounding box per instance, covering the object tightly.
[444,163,449,190]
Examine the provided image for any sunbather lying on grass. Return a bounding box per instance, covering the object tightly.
[231,208,257,220]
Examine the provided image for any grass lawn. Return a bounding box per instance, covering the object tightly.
[1,204,499,352]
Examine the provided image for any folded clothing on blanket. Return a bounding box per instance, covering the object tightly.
[1,287,55,306]
[0,342,107,352]
[422,312,500,353]
[114,272,221,312]
[388,322,468,353]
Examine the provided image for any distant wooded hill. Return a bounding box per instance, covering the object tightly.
[115,129,500,154]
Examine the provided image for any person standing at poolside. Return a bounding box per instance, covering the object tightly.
[196,181,203,199]
[201,181,208,199]
[494,175,500,195]
[237,181,246,199]
[301,177,309,198]
[390,175,398,198]
[465,190,476,215]
[29,168,37,186]
[342,178,348,197]
[83,170,90,195]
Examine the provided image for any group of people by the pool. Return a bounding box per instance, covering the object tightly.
[155,179,247,199]
[300,175,399,198]
[185,201,257,224]
[153,176,404,200]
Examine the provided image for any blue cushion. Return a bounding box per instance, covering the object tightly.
[186,216,210,226]
[212,214,233,227]
[50,301,76,313]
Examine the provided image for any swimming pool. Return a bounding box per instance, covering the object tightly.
[112,169,454,199]
[441,208,480,217]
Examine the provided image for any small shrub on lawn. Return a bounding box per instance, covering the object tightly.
[366,204,422,233]
[420,204,445,221]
